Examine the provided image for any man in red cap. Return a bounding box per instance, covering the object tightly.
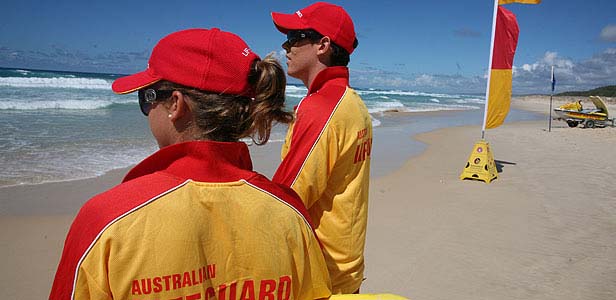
[271,2,373,294]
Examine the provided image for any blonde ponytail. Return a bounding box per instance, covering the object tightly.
[247,54,293,145]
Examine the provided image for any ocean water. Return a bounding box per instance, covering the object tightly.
[0,67,500,187]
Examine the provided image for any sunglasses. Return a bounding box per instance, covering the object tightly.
[285,30,323,47]
[138,89,173,116]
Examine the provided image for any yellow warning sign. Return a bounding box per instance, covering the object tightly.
[460,140,498,183]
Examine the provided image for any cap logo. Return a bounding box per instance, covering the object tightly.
[242,48,251,57]
[295,10,303,18]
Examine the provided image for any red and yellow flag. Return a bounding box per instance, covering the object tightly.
[485,6,519,129]
[498,0,541,4]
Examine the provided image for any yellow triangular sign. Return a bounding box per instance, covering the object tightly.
[460,140,498,183]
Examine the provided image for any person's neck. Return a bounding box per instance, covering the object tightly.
[302,64,328,91]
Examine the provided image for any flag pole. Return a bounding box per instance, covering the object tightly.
[481,0,500,139]
[548,66,554,132]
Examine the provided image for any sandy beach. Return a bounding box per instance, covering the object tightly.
[2,96,615,299]
[361,96,616,299]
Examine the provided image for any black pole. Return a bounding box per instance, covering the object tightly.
[549,93,553,132]
[549,66,554,132]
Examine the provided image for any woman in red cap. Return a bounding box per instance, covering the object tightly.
[50,28,331,300]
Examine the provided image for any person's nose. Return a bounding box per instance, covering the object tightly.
[282,41,291,52]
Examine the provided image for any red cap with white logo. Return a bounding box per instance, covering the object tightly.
[112,28,260,97]
[271,2,358,54]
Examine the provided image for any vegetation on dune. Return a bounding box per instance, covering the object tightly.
[557,85,616,97]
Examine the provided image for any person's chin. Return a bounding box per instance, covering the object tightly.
[286,68,300,79]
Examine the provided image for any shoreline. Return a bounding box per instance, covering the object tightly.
[10,91,594,190]
[0,109,461,190]
[2,95,615,299]
[0,107,482,190]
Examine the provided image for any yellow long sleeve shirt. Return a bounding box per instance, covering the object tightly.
[50,141,331,300]
[273,67,372,293]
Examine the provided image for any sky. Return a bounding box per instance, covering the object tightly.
[1,0,615,94]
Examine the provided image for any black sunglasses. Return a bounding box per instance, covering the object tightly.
[285,30,323,47]
[138,89,173,116]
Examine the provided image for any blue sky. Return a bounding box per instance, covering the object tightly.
[1,0,614,94]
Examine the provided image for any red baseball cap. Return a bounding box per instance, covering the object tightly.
[271,2,357,54]
[112,28,260,96]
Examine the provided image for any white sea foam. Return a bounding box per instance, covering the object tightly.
[0,69,491,187]
[0,140,158,187]
[240,137,286,145]
[412,103,481,112]
[285,93,305,99]
[367,100,406,113]
[356,89,467,99]
[285,85,308,93]
[454,97,485,104]
[15,69,32,75]
[368,102,480,114]
[0,99,134,110]
[284,85,307,98]
[0,76,111,89]
[371,115,381,127]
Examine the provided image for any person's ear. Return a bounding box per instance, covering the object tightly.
[166,91,190,122]
[316,36,332,55]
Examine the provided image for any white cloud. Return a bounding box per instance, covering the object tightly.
[350,68,485,93]
[515,51,574,76]
[414,74,437,86]
[600,24,616,42]
[268,50,287,63]
[512,49,616,93]
[3,43,612,95]
[351,48,615,94]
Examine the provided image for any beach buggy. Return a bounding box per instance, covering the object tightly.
[553,96,614,128]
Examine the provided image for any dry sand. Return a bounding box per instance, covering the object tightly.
[1,96,615,299]
[362,96,616,299]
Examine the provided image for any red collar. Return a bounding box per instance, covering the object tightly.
[308,66,350,94]
[123,141,254,183]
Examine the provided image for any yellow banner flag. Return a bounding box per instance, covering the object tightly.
[498,0,541,4]
[486,69,513,128]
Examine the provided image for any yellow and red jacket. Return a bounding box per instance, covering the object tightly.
[273,67,372,293]
[50,141,331,300]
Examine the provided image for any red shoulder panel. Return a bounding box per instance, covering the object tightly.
[49,175,185,300]
[272,85,346,187]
